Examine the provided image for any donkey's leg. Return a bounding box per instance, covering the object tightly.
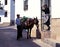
[29,28,32,39]
[27,31,28,39]
[27,29,29,39]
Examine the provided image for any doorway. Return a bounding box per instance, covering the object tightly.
[41,0,51,31]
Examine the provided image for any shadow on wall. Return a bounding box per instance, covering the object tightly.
[0,9,5,15]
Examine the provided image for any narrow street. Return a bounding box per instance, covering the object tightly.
[0,26,52,47]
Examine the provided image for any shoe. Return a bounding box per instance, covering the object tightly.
[17,38,20,40]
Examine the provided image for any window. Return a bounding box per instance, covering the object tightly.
[24,0,28,11]
[5,11,7,17]
[0,1,3,10]
[5,0,7,5]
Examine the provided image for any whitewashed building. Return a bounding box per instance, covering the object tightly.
[0,0,60,25]
[0,0,15,25]
[0,0,40,25]
[15,0,40,19]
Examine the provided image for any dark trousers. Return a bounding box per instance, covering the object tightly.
[17,25,22,40]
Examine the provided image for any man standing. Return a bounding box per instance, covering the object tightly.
[16,14,22,40]
[42,4,50,31]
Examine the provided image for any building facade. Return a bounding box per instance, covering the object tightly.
[0,0,59,24]
[15,0,40,19]
[0,0,15,24]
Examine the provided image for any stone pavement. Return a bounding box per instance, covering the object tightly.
[0,26,52,47]
[0,19,60,47]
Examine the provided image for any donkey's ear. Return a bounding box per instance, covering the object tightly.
[34,18,35,20]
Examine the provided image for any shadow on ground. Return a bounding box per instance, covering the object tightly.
[0,28,41,47]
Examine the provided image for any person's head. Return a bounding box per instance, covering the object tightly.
[44,4,48,8]
[36,17,37,19]
[17,14,20,18]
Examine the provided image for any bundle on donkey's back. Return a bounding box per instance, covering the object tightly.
[21,16,39,39]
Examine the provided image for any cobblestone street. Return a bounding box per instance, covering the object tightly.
[0,26,52,47]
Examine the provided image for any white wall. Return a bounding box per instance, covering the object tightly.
[0,0,4,24]
[0,0,15,24]
[0,0,60,24]
[51,0,60,18]
[15,0,41,19]
[15,0,24,19]
[3,0,10,22]
[24,0,41,19]
[0,0,10,23]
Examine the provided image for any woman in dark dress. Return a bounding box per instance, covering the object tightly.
[42,4,50,31]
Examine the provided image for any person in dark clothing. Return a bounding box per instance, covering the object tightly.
[16,14,22,40]
[35,17,39,29]
[42,4,50,31]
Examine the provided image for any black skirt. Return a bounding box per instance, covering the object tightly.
[44,15,50,25]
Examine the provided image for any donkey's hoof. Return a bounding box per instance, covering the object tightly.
[27,37,28,39]
[30,37,31,39]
